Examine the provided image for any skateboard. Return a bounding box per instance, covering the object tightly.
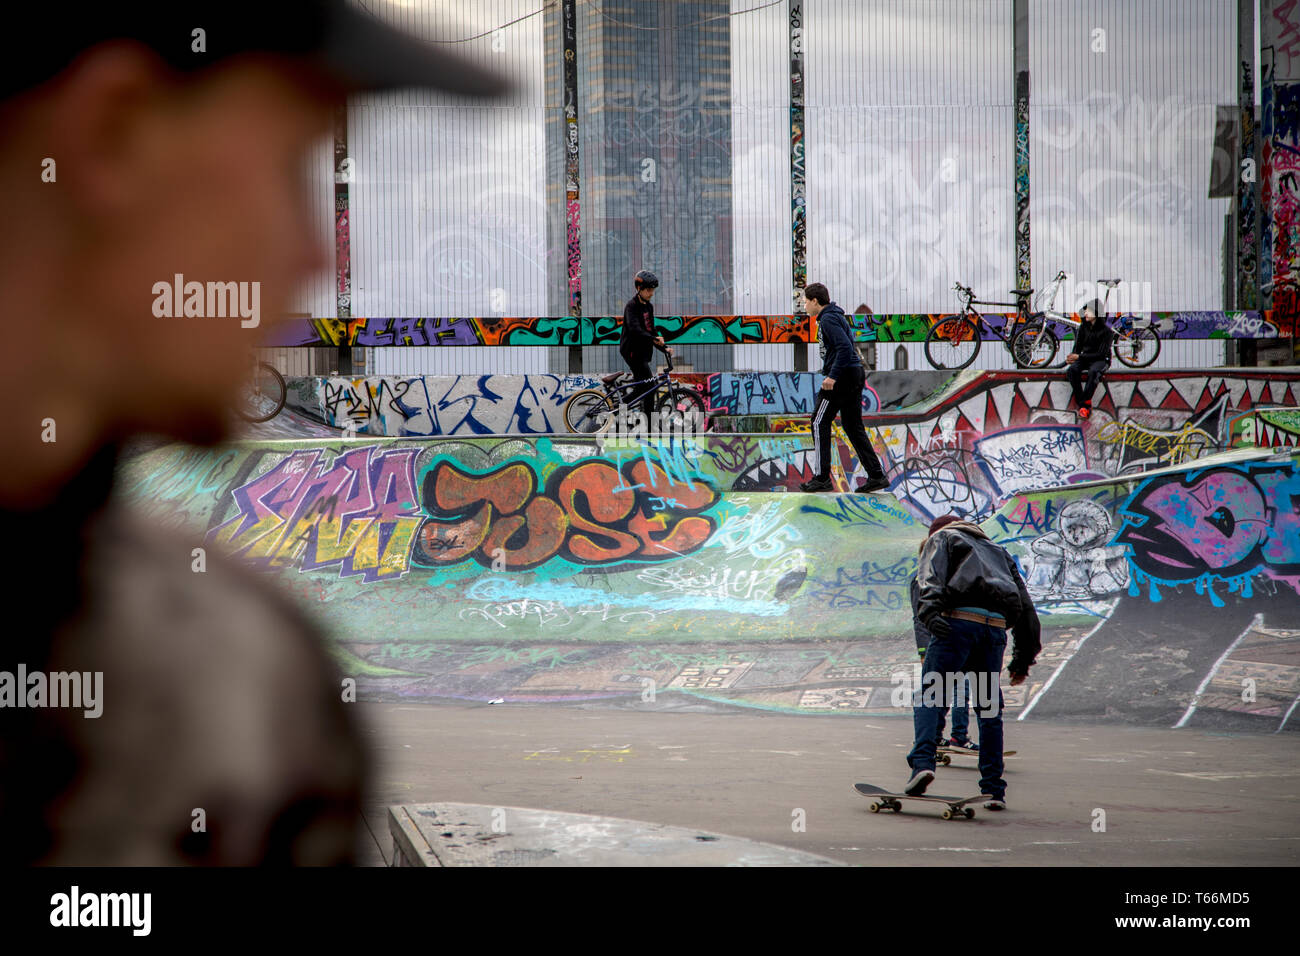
[936,746,1017,766]
[853,783,984,819]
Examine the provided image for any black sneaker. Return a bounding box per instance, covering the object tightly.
[903,769,934,795]
[800,476,833,492]
[855,476,890,494]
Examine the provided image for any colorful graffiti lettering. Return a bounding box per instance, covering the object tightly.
[706,372,879,416]
[412,457,721,571]
[1114,462,1300,603]
[210,446,422,582]
[974,426,1088,497]
[259,310,1297,348]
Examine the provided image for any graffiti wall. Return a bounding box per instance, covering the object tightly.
[260,309,1297,348]
[778,370,1300,522]
[118,435,922,654]
[1264,71,1300,318]
[1245,406,1300,448]
[115,436,1300,727]
[263,314,815,348]
[284,370,955,436]
[269,368,1300,539]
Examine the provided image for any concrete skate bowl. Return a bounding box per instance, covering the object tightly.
[114,411,1300,730]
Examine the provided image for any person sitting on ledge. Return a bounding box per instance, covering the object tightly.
[1066,299,1113,420]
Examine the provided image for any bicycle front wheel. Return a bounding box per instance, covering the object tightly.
[236,362,287,423]
[656,387,709,433]
[1113,325,1160,368]
[924,315,981,370]
[1010,325,1060,369]
[563,389,616,433]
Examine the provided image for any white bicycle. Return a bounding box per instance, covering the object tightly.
[1011,271,1161,369]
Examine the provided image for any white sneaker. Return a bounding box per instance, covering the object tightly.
[984,797,1007,811]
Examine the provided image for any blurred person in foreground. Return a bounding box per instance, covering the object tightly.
[0,2,507,864]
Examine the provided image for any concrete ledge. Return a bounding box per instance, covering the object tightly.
[388,803,843,867]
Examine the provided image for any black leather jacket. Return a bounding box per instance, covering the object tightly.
[915,521,1041,676]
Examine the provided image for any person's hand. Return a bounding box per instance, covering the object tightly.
[655,336,666,347]
[822,377,835,390]
[926,616,951,638]
[663,345,673,357]
[1066,353,1078,363]
[1008,671,1027,686]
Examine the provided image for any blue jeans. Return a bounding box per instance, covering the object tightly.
[934,677,970,743]
[908,616,1008,799]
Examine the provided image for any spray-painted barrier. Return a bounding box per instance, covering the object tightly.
[261,310,1299,348]
[283,370,955,436]
[264,369,1300,523]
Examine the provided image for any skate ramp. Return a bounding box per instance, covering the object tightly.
[113,423,1300,729]
[118,365,1300,726]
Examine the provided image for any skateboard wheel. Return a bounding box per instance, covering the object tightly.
[868,802,881,813]
[890,803,902,812]
[964,808,975,819]
[940,755,951,766]
[941,809,953,820]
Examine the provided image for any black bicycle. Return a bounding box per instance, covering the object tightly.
[235,357,287,423]
[563,355,707,434]
[924,283,1049,371]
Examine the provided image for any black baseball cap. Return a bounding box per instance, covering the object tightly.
[5,1,512,100]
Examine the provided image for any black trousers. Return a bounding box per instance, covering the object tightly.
[811,365,885,481]
[620,346,657,419]
[1067,359,1108,405]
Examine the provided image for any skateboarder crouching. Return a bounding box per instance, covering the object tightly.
[905,514,1040,810]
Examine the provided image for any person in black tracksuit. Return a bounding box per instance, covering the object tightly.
[799,282,887,493]
[619,270,670,421]
[1066,299,1113,418]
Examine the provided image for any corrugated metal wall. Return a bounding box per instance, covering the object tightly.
[878,337,1228,371]
[263,1,1246,378]
[1029,0,1237,309]
[730,0,790,315]
[350,1,547,376]
[805,0,1015,315]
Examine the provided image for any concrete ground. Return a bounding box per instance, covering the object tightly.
[353,702,1300,867]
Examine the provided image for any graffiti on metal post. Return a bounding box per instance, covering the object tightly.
[1014,70,1030,290]
[562,0,581,316]
[789,0,806,310]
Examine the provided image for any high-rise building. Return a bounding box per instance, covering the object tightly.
[544,1,734,369]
